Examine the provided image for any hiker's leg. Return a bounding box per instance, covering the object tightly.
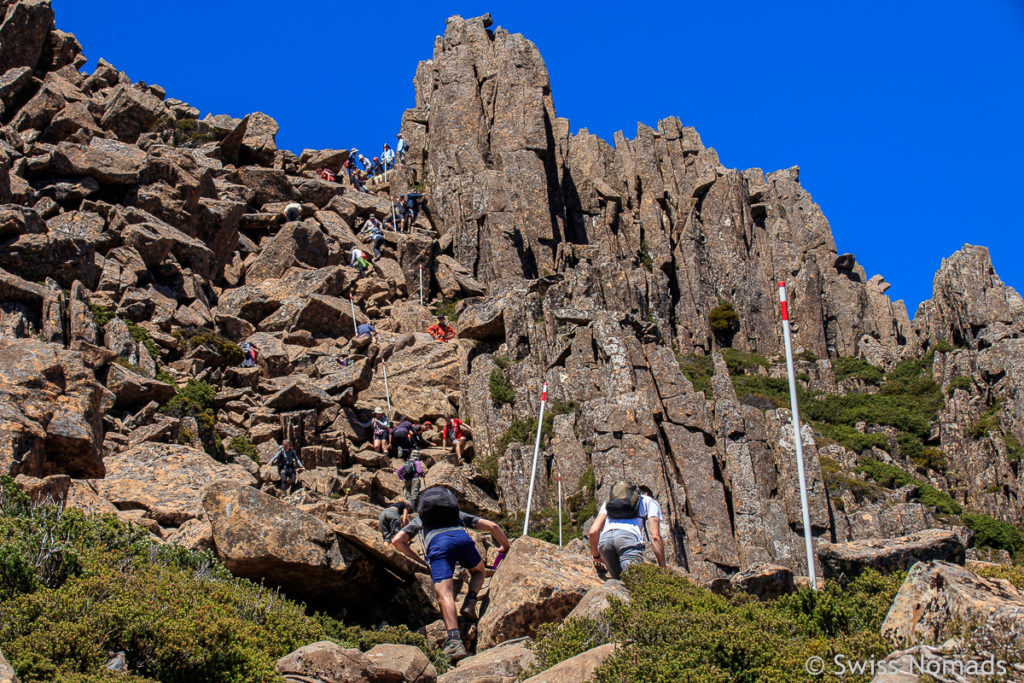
[466,561,486,595]
[410,477,421,502]
[434,578,459,630]
[618,542,646,575]
[378,511,389,540]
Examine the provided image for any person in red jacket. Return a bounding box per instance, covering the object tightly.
[440,416,471,463]
[427,315,456,342]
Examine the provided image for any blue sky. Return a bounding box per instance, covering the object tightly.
[51,1,1024,316]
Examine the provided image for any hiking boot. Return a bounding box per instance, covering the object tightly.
[459,597,478,621]
[442,637,468,662]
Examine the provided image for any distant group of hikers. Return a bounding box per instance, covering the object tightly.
[315,135,409,194]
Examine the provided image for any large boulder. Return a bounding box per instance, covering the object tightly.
[203,481,375,602]
[238,112,279,166]
[423,462,500,517]
[94,444,255,527]
[437,637,536,683]
[455,297,505,340]
[565,580,631,621]
[818,529,966,582]
[729,562,797,600]
[105,362,176,409]
[0,337,112,478]
[881,560,1024,645]
[100,84,164,142]
[521,643,618,683]
[0,0,54,72]
[361,339,461,420]
[477,536,604,649]
[245,220,328,284]
[52,138,146,184]
[274,641,377,683]
[364,643,437,683]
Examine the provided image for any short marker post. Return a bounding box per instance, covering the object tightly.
[349,296,358,337]
[522,382,549,537]
[779,281,817,590]
[381,360,392,418]
[557,472,563,547]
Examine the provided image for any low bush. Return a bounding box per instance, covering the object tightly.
[126,321,160,361]
[971,401,1002,439]
[530,564,901,682]
[708,301,740,344]
[722,348,771,375]
[945,375,973,396]
[227,436,259,464]
[855,458,961,515]
[431,299,460,323]
[960,512,1023,555]
[493,401,577,458]
[676,353,713,399]
[0,476,447,681]
[173,328,244,366]
[831,356,884,384]
[87,302,115,328]
[488,368,514,407]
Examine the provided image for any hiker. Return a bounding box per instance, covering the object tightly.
[240,341,257,368]
[406,190,423,226]
[360,217,386,258]
[358,152,372,171]
[391,486,511,662]
[439,416,471,463]
[396,134,408,163]
[370,156,383,176]
[588,481,666,579]
[354,407,390,453]
[319,167,336,182]
[269,440,304,493]
[356,322,377,339]
[349,247,367,268]
[411,421,432,448]
[283,202,302,222]
[354,255,372,277]
[378,500,413,544]
[427,315,456,343]
[382,143,395,170]
[397,449,426,502]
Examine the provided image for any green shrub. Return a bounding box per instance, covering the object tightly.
[677,353,713,399]
[831,356,884,384]
[126,321,160,361]
[176,329,244,366]
[855,458,961,515]
[638,241,653,272]
[87,302,115,328]
[0,477,447,680]
[228,436,259,463]
[488,368,514,407]
[493,401,577,458]
[960,512,1023,555]
[431,299,460,323]
[971,401,1002,439]
[722,348,771,375]
[973,563,1024,588]
[112,356,146,376]
[493,356,512,371]
[530,564,901,682]
[945,375,973,396]
[1004,434,1023,464]
[797,349,818,362]
[150,116,219,148]
[155,366,176,386]
[162,379,217,416]
[708,301,740,344]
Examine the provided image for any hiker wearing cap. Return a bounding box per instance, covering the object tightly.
[370,156,383,176]
[360,216,386,258]
[379,500,413,544]
[396,134,408,163]
[357,152,372,171]
[397,449,426,502]
[283,202,302,223]
[427,315,456,343]
[588,482,665,579]
[439,416,471,463]
[382,143,395,170]
[354,407,390,453]
[391,486,511,662]
[269,440,304,493]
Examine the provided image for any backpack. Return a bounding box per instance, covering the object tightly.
[606,480,641,519]
[398,460,417,481]
[417,486,460,527]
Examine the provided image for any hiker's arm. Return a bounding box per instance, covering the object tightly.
[401,510,409,526]
[647,516,666,567]
[391,531,427,568]
[588,512,607,566]
[475,519,510,553]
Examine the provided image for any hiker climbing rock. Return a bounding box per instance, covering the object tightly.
[240,341,257,368]
[406,189,423,227]
[439,416,471,463]
[382,143,395,170]
[360,216,386,258]
[427,315,456,343]
[283,202,302,222]
[397,449,426,502]
[354,407,390,453]
[396,134,408,163]
[390,486,511,662]
[269,440,304,493]
[588,482,665,579]
[378,500,413,544]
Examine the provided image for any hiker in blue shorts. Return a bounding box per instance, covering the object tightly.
[391,486,510,662]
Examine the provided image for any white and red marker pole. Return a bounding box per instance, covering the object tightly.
[381,360,392,418]
[522,381,549,536]
[779,281,817,590]
[557,472,563,547]
[349,295,358,337]
[419,264,423,306]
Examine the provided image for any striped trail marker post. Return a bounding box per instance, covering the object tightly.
[381,360,392,418]
[557,472,563,546]
[779,281,817,590]
[419,264,423,306]
[522,382,549,537]
[349,296,358,337]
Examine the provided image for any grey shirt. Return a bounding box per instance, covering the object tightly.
[400,511,481,552]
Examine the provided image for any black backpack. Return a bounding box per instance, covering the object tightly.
[417,486,461,528]
[606,480,641,519]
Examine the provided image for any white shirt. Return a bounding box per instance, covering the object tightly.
[599,495,662,545]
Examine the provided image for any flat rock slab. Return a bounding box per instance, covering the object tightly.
[437,637,536,683]
[818,529,965,582]
[522,643,618,683]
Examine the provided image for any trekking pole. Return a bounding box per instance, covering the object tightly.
[381,360,392,417]
[779,281,817,590]
[391,200,397,231]
[349,296,358,337]
[522,381,548,536]
[419,264,423,306]
[557,471,563,546]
